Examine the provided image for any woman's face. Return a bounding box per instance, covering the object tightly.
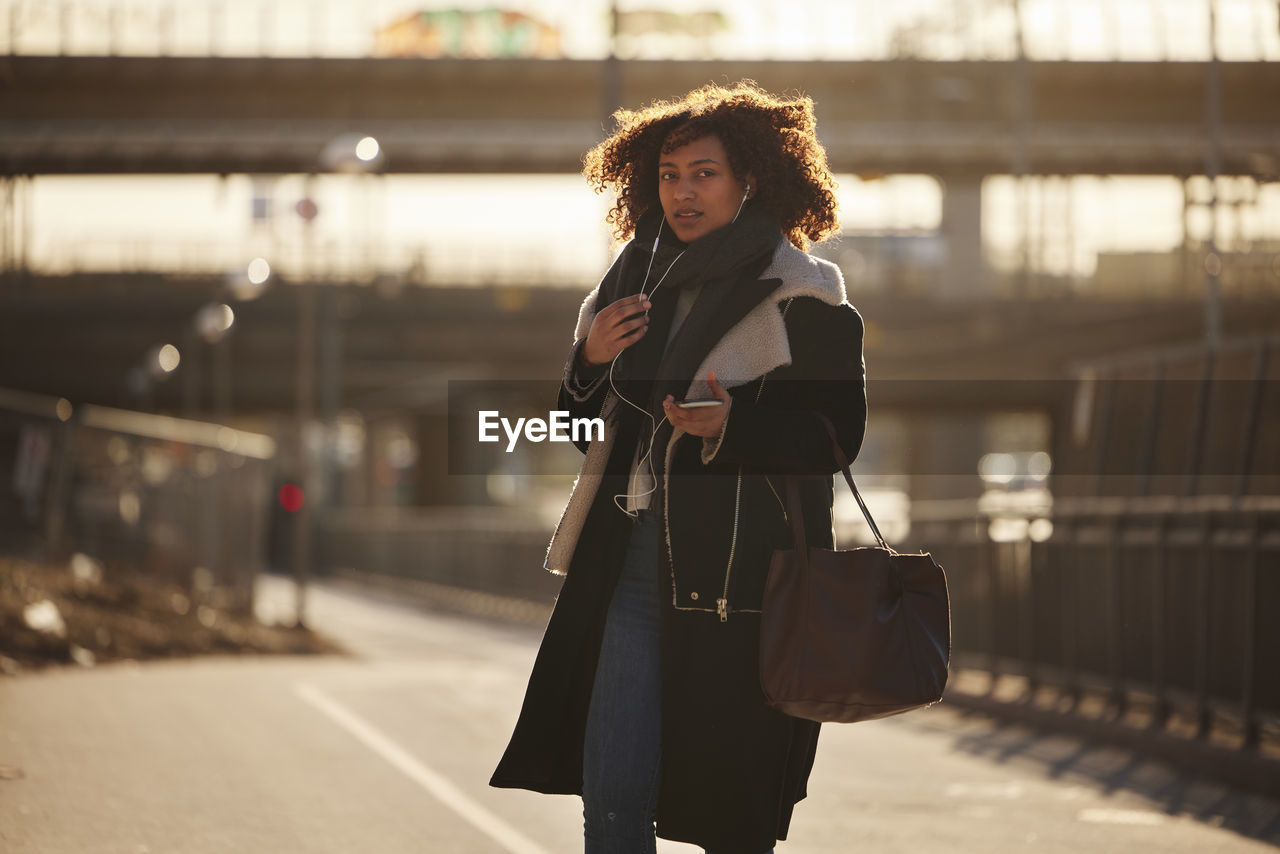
[657,133,753,244]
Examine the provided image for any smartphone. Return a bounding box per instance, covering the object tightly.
[675,399,724,409]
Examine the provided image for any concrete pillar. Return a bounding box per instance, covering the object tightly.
[938,173,986,298]
[417,409,480,506]
[1181,175,1193,297]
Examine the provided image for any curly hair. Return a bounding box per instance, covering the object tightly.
[582,80,839,250]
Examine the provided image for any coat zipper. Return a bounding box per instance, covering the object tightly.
[715,472,745,621]
[716,298,795,622]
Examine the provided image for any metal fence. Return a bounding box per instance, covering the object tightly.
[919,495,1279,747]
[313,505,562,605]
[919,332,1280,750]
[1,387,276,614]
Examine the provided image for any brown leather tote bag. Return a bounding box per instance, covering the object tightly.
[759,415,951,723]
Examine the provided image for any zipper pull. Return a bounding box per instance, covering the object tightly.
[716,598,729,622]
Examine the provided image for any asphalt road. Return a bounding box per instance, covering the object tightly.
[1,574,1277,853]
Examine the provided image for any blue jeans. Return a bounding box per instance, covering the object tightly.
[582,509,774,854]
[583,509,664,854]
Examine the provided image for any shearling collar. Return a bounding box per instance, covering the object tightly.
[574,238,846,360]
[679,237,846,401]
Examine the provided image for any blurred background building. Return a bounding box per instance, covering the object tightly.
[1,0,1278,750]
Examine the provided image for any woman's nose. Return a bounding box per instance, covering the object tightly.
[673,177,695,200]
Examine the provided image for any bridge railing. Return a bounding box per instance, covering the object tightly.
[27,237,608,290]
[23,232,1280,298]
[915,493,1279,751]
[4,0,1277,62]
[312,505,563,608]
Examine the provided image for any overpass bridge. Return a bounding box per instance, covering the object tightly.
[4,56,1278,177]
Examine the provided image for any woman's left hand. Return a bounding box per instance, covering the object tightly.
[663,371,732,438]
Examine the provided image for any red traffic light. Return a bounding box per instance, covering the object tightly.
[278,483,305,513]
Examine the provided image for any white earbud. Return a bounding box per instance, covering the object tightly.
[732,183,752,223]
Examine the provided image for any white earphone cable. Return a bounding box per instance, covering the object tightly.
[606,218,689,516]
[602,185,750,515]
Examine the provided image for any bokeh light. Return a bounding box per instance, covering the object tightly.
[356,137,381,162]
[978,452,1017,485]
[247,257,271,285]
[156,344,180,373]
[196,303,235,343]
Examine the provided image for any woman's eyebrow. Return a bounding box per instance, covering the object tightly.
[658,158,721,168]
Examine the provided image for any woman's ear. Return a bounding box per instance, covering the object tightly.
[744,172,758,198]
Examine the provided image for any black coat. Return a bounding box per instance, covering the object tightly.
[490,237,867,852]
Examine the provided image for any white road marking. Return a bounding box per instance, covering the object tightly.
[1054,785,1090,801]
[945,781,1026,799]
[294,681,552,854]
[1077,808,1167,826]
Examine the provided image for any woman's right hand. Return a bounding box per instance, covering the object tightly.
[580,293,652,367]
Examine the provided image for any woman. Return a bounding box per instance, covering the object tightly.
[490,81,867,853]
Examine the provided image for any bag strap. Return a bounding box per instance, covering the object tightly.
[781,413,889,553]
[784,476,809,557]
[819,409,890,550]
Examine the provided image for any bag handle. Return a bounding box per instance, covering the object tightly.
[784,476,809,556]
[783,413,889,552]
